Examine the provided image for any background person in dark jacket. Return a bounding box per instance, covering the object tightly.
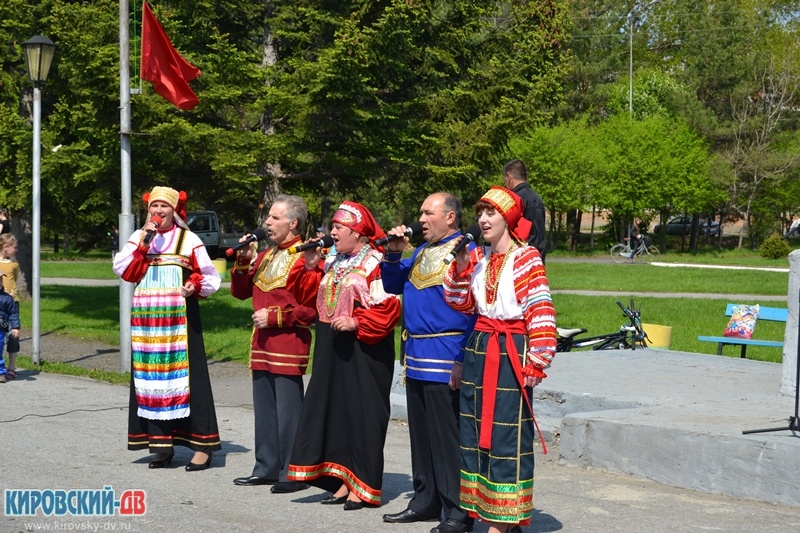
[502,159,546,262]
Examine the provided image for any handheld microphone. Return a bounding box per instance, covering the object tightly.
[225,228,268,257]
[143,215,162,245]
[288,235,335,255]
[443,224,481,265]
[373,222,424,247]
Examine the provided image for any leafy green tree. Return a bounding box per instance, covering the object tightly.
[266,0,571,214]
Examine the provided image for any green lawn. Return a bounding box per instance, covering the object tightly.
[40,258,235,281]
[16,255,792,381]
[552,294,786,362]
[546,261,788,295]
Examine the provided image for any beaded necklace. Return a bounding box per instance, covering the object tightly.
[324,244,370,317]
[484,243,516,306]
[150,226,177,254]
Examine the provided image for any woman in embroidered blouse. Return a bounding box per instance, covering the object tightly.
[113,186,222,472]
[287,201,401,510]
[443,186,557,533]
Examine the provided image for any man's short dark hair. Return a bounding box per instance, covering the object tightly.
[441,193,463,228]
[503,159,528,182]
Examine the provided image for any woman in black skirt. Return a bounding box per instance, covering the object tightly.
[288,200,401,510]
[113,186,221,472]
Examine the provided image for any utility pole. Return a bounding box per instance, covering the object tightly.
[119,0,134,373]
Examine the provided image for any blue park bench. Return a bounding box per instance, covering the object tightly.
[698,303,787,359]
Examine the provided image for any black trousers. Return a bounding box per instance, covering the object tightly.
[251,371,304,481]
[405,377,470,523]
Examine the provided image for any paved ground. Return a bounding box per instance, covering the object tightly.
[3,367,800,533]
[5,272,800,531]
[4,330,800,532]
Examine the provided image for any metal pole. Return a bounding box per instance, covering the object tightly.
[32,86,41,365]
[119,0,134,373]
[629,14,633,119]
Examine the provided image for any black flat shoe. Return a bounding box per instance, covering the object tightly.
[320,494,348,505]
[343,499,365,511]
[270,482,309,494]
[148,451,174,469]
[185,452,213,472]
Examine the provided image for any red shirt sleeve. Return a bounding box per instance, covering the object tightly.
[119,244,150,284]
[352,265,401,344]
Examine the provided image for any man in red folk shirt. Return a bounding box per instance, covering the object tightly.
[230,194,322,493]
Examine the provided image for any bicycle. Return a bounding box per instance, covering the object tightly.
[610,236,660,264]
[556,299,649,352]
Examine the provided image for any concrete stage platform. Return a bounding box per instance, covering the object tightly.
[392,348,800,506]
[509,349,799,507]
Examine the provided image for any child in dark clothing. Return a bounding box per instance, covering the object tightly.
[0,271,20,383]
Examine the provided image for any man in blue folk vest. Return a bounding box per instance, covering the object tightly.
[381,192,475,533]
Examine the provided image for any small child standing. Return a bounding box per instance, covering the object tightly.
[0,271,20,383]
[0,234,20,379]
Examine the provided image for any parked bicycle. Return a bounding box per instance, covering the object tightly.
[610,236,660,264]
[556,299,649,352]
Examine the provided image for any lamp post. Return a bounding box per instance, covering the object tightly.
[21,35,56,366]
[628,0,660,119]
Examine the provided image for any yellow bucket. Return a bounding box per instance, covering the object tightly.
[212,258,228,275]
[642,323,672,349]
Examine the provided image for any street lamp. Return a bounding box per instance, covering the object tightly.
[21,35,56,366]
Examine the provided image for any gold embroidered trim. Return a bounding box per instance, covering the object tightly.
[253,247,301,293]
[481,188,516,214]
[409,241,456,290]
[407,331,463,338]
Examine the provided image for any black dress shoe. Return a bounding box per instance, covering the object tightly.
[148,451,174,469]
[320,494,348,505]
[430,518,474,533]
[383,508,439,523]
[185,452,213,472]
[270,482,309,494]
[343,499,365,511]
[233,476,277,486]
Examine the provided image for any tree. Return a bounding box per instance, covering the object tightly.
[725,55,800,248]
[265,0,571,213]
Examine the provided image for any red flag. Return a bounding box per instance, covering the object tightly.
[140,2,201,110]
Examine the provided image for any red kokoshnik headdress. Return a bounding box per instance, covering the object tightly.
[479,186,532,243]
[331,200,388,251]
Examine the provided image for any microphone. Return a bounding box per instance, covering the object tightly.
[443,224,481,265]
[143,216,162,245]
[374,222,424,247]
[288,235,334,255]
[225,228,268,257]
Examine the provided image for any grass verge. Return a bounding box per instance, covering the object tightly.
[16,355,130,385]
[16,258,791,381]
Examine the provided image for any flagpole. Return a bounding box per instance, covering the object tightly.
[119,0,134,373]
